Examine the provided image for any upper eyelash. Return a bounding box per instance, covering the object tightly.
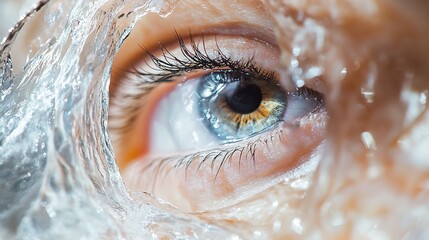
[130,31,276,83]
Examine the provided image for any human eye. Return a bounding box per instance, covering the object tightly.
[108,30,327,212]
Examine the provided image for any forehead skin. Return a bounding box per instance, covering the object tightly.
[111,0,429,238]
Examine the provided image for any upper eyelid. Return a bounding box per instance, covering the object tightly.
[128,32,277,83]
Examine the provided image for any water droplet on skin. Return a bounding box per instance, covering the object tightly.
[352,60,361,71]
[367,164,382,179]
[419,91,428,105]
[367,228,389,240]
[292,47,301,56]
[273,221,282,232]
[291,59,299,68]
[401,87,427,125]
[305,66,323,79]
[292,218,303,234]
[272,200,279,208]
[295,79,305,88]
[230,235,241,240]
[290,178,309,190]
[361,131,377,151]
[253,230,263,238]
[360,62,377,103]
[361,88,375,103]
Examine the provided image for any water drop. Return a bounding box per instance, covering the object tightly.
[361,88,375,103]
[292,218,303,234]
[361,131,377,151]
[295,79,305,88]
[419,91,428,105]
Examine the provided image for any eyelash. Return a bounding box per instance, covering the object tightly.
[110,32,323,179]
[143,127,285,187]
[130,31,276,83]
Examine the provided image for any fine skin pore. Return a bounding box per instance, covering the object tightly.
[109,0,429,239]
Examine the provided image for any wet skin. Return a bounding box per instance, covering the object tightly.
[109,0,429,238]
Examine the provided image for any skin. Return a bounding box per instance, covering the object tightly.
[110,0,429,239]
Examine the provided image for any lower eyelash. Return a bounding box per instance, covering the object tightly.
[141,126,285,189]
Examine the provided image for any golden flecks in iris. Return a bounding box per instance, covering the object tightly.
[219,98,285,132]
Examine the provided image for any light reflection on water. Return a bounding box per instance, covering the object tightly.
[1,0,429,239]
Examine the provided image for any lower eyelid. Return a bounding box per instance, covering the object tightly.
[122,118,325,211]
[116,79,326,210]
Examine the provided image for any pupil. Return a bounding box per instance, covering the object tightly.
[224,83,263,114]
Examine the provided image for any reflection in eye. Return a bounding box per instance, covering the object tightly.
[109,34,327,211]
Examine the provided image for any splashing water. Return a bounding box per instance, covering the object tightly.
[1,0,429,239]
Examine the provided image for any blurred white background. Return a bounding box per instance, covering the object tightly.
[0,0,40,40]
